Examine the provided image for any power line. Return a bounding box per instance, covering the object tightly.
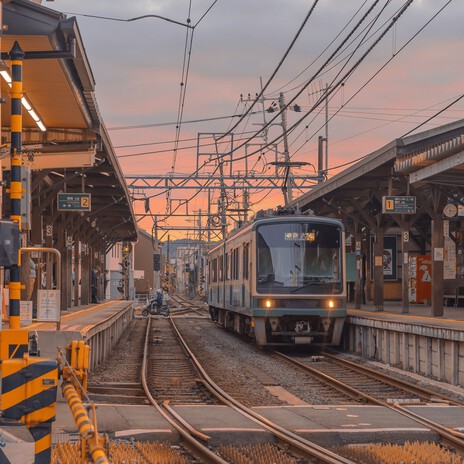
[271,0,370,95]
[401,93,464,138]
[288,0,455,163]
[108,112,260,131]
[60,11,193,28]
[217,0,321,139]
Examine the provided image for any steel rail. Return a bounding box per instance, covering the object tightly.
[273,350,464,454]
[321,351,464,406]
[169,317,356,464]
[141,317,229,464]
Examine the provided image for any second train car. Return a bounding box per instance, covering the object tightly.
[206,209,346,346]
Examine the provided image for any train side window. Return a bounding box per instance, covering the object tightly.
[219,255,223,281]
[230,250,235,280]
[212,258,217,283]
[231,248,239,280]
[243,243,249,280]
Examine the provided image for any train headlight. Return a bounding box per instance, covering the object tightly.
[326,299,337,309]
[258,298,274,309]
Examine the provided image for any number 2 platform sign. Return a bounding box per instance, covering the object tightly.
[57,193,91,211]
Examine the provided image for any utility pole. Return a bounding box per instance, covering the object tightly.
[153,216,160,291]
[278,92,292,203]
[197,209,203,299]
[317,84,329,182]
[325,83,329,175]
[243,87,297,205]
[243,189,249,223]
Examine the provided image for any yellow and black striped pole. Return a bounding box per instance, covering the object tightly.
[1,354,58,464]
[8,41,24,330]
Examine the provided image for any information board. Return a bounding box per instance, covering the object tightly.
[37,290,60,322]
[57,193,91,211]
[382,196,416,214]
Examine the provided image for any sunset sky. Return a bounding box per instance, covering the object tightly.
[48,0,464,240]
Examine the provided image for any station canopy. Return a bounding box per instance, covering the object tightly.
[0,0,137,245]
[289,119,464,235]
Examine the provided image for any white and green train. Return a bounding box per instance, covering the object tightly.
[206,210,347,346]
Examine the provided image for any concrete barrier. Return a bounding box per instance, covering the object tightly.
[344,316,464,387]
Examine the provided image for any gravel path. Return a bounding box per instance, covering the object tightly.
[90,317,147,383]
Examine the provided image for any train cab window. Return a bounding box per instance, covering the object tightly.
[256,221,343,295]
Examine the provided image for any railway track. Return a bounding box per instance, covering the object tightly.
[86,297,464,462]
[145,317,216,404]
[164,316,356,464]
[273,349,464,454]
[88,303,354,462]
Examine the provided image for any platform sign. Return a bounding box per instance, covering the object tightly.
[382,196,416,214]
[57,193,91,211]
[37,290,60,322]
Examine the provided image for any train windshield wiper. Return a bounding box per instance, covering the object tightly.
[290,278,322,293]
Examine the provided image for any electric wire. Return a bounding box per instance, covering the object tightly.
[211,0,408,166]
[125,0,388,167]
[270,0,370,95]
[167,1,195,213]
[60,11,192,28]
[133,1,456,232]
[217,0,320,139]
[288,0,454,165]
[133,1,415,221]
[108,112,260,131]
[194,0,219,27]
[225,0,386,162]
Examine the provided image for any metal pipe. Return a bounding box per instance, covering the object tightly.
[62,383,94,439]
[62,383,110,464]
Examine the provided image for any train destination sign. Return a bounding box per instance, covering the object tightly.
[57,193,91,211]
[382,196,416,214]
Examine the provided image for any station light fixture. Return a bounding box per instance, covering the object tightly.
[0,67,47,132]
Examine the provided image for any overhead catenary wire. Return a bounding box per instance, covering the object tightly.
[131,1,458,234]
[207,0,413,167]
[124,0,392,176]
[288,0,455,166]
[216,0,321,140]
[270,0,370,95]
[132,1,415,223]
[220,0,387,164]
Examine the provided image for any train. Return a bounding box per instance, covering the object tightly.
[206,208,347,346]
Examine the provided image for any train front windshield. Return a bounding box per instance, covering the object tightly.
[256,221,343,295]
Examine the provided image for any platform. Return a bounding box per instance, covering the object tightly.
[3,400,462,463]
[1,300,135,369]
[347,300,464,327]
[345,301,464,388]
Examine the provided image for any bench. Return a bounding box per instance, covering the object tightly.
[444,282,464,308]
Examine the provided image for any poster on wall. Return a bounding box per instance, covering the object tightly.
[370,235,397,280]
